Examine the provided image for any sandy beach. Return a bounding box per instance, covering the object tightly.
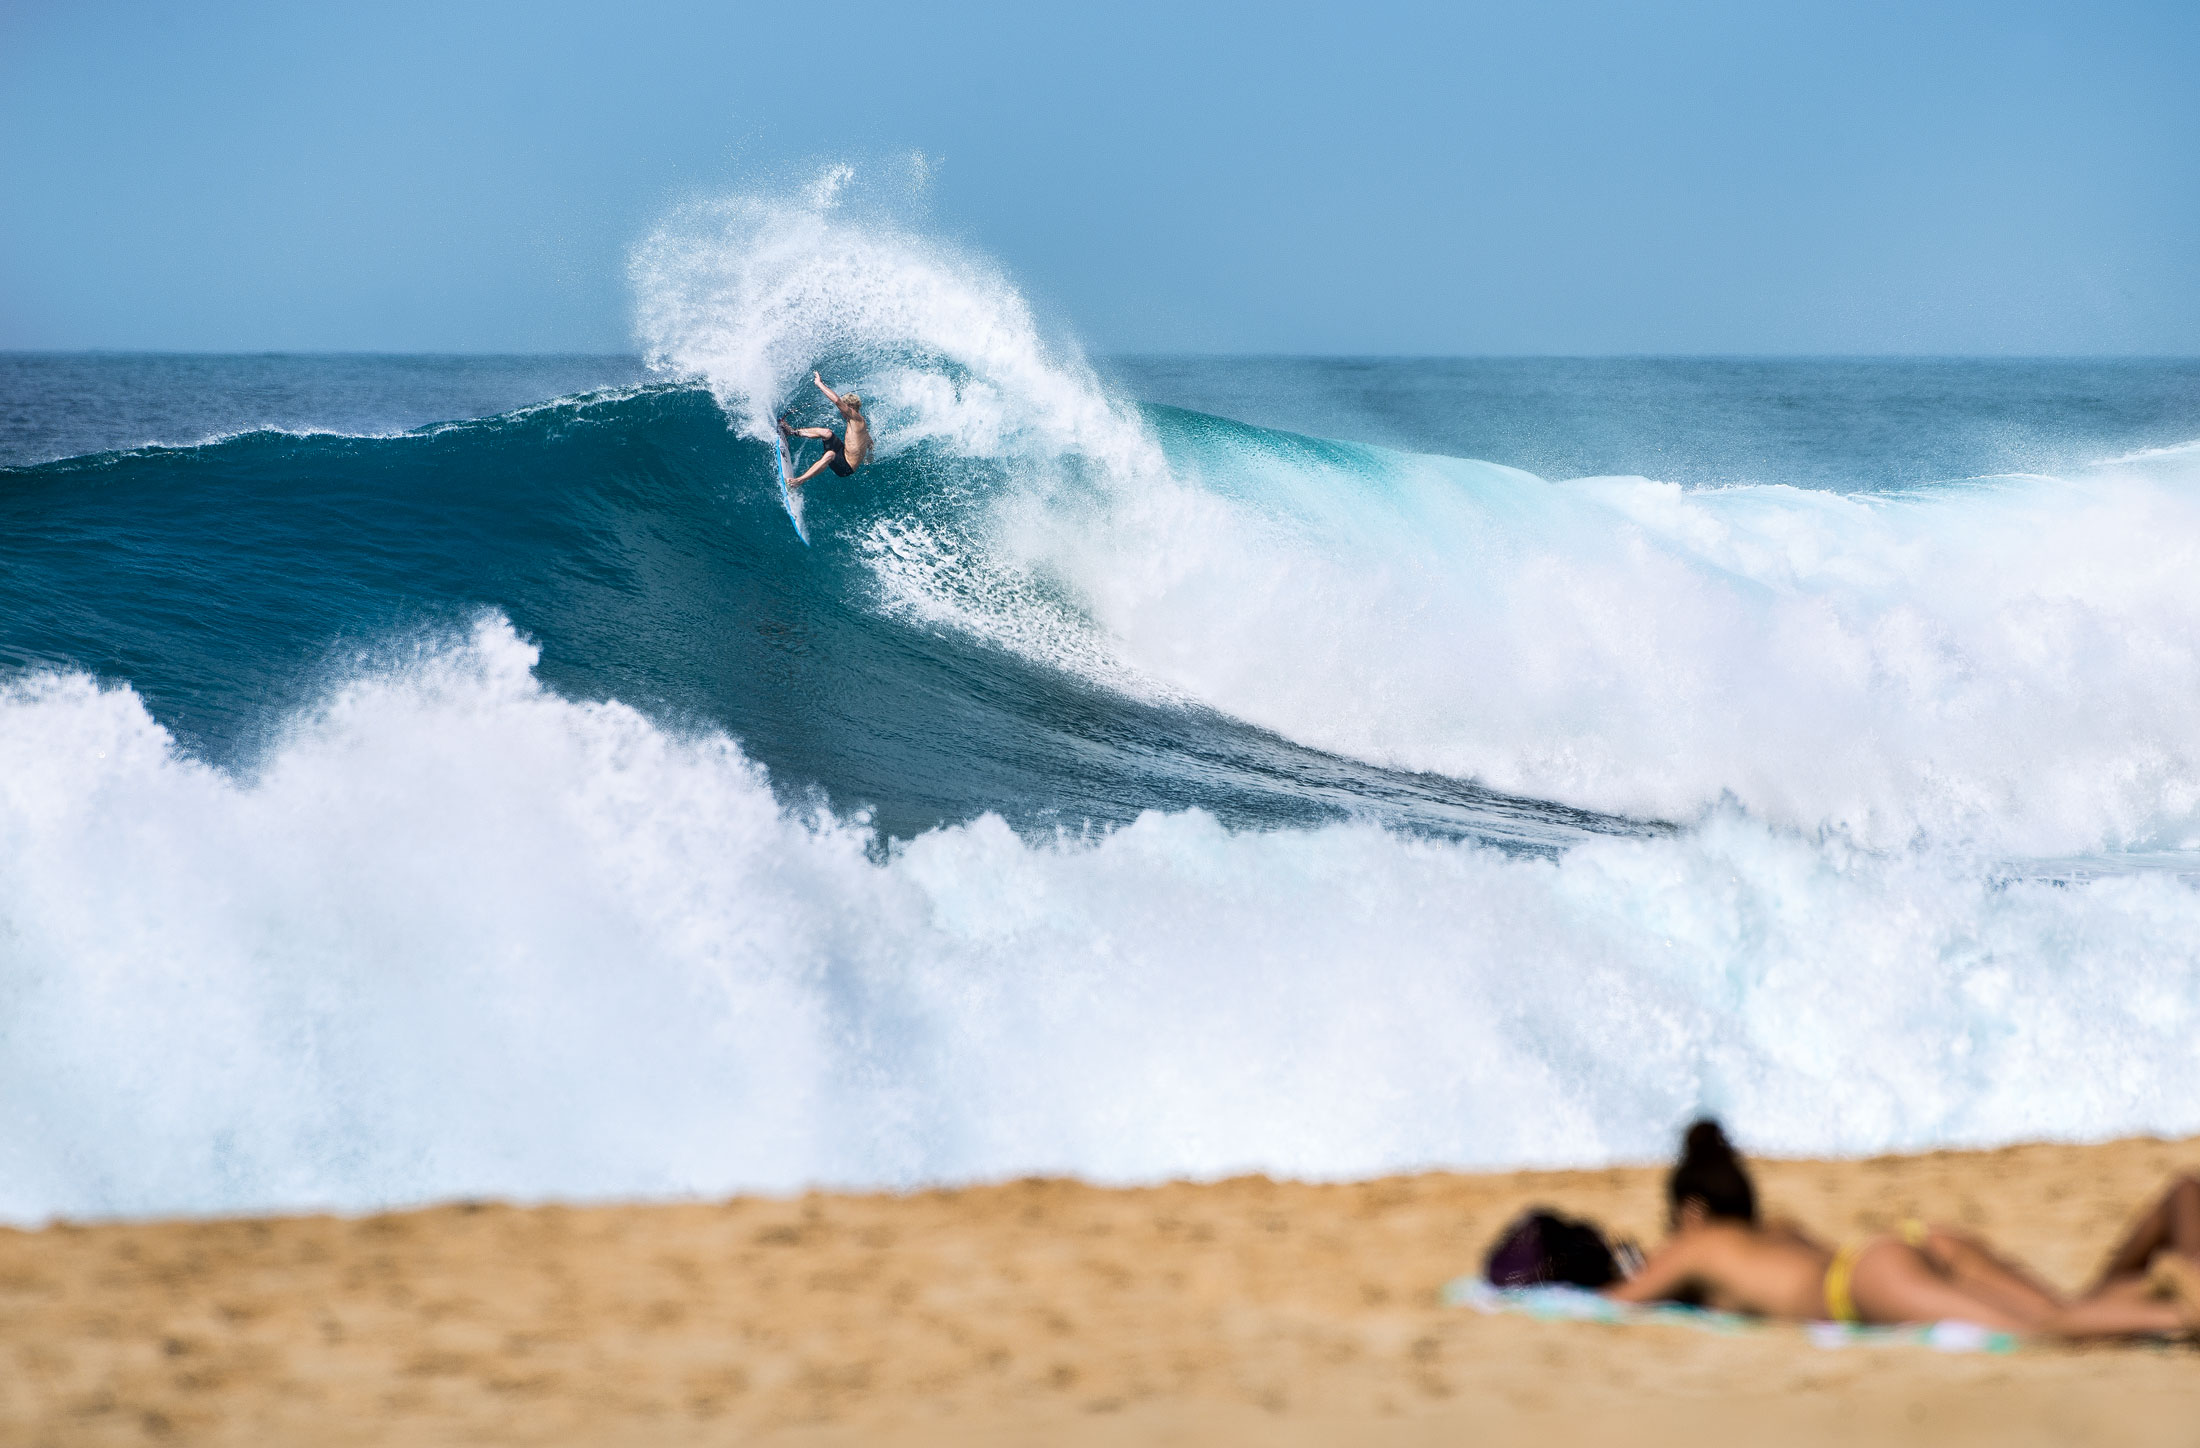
[0,1134,2191,1446]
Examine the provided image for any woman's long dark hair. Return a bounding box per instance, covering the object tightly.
[1669,1118,1757,1224]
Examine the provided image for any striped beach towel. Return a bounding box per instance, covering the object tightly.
[1443,1276,2018,1353]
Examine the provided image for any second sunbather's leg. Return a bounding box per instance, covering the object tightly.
[2042,1271,2193,1338]
[2089,1174,2200,1293]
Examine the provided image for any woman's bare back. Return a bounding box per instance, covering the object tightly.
[1610,1221,1830,1320]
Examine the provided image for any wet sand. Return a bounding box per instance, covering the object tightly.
[1,1135,2193,1446]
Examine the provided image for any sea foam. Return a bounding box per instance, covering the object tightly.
[3,617,2196,1222]
[1043,437,2200,855]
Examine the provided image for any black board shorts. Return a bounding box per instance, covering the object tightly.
[822,436,855,477]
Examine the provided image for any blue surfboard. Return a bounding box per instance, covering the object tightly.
[771,429,811,546]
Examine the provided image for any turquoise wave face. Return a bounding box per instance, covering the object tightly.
[14,373,2200,856]
[0,385,1640,851]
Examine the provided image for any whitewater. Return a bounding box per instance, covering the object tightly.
[2,173,2198,1222]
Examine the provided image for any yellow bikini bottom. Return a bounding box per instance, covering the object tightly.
[1824,1220,1931,1323]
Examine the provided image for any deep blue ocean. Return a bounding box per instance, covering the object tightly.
[5,200,2200,1222]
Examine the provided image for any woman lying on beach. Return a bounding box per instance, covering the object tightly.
[1604,1122,2200,1339]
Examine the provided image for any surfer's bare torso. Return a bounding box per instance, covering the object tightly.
[782,372,870,488]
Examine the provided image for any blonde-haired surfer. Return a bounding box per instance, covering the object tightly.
[779,372,872,489]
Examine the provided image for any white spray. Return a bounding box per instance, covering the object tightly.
[3,618,2197,1222]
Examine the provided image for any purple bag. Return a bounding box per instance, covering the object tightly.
[1484,1208,1619,1289]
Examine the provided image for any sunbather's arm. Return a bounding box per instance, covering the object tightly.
[1604,1235,1704,1304]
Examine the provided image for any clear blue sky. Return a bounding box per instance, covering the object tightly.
[4,0,2195,354]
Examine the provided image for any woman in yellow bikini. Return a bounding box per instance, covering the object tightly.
[1603,1121,2200,1339]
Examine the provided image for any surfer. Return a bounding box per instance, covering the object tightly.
[778,372,871,489]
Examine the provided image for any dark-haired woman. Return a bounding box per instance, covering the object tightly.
[1607,1120,2200,1338]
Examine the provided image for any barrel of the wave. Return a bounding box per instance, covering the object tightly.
[770,430,811,546]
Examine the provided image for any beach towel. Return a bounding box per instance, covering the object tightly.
[1443,1276,2018,1354]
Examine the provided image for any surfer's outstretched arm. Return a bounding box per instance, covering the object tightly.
[811,371,842,406]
